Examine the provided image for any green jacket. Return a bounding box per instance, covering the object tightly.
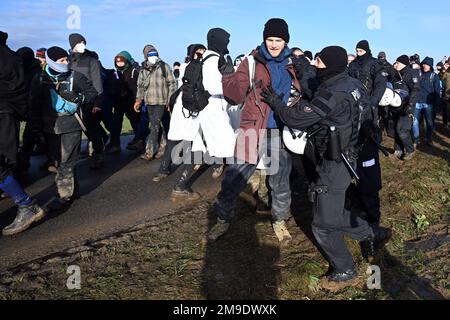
[442,70,450,101]
[136,60,176,106]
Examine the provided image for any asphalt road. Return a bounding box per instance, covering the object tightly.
[0,136,221,272]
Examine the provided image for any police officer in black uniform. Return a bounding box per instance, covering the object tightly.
[391,55,421,160]
[348,40,387,228]
[377,51,396,136]
[261,46,392,290]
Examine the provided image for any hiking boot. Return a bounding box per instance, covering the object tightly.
[155,140,167,160]
[171,188,201,202]
[208,218,231,242]
[212,164,225,179]
[140,151,154,161]
[40,160,57,172]
[256,199,271,215]
[48,163,58,173]
[152,173,169,183]
[393,150,403,159]
[2,201,46,236]
[127,139,145,151]
[320,269,358,292]
[273,220,292,245]
[364,226,393,263]
[89,153,104,170]
[402,152,414,161]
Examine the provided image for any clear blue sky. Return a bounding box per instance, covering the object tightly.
[1,0,449,69]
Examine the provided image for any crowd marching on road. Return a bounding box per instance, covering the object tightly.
[1,18,449,290]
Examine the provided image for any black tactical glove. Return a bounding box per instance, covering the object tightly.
[291,55,310,79]
[219,55,235,75]
[60,91,84,104]
[261,87,286,112]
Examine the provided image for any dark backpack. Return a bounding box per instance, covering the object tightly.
[181,54,218,118]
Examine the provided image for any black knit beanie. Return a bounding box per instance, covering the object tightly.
[69,33,86,49]
[319,46,348,70]
[47,46,69,62]
[263,18,290,43]
[396,55,410,66]
[356,40,370,53]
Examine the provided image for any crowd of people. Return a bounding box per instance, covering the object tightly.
[1,18,449,290]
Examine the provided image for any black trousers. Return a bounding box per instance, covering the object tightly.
[159,140,182,174]
[356,140,382,225]
[311,159,372,273]
[392,112,414,154]
[82,109,105,155]
[111,99,140,147]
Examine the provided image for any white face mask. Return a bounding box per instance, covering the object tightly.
[74,43,86,54]
[147,56,158,65]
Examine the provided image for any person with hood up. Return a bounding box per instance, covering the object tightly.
[0,31,45,236]
[167,30,237,201]
[413,57,441,146]
[16,47,52,173]
[68,33,104,169]
[134,45,177,162]
[111,51,141,153]
[29,46,97,211]
[152,44,206,183]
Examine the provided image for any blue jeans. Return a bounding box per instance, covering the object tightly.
[135,104,150,142]
[413,103,434,143]
[214,148,292,223]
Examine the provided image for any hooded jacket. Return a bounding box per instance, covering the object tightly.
[419,57,441,106]
[0,41,28,117]
[17,47,43,113]
[0,38,28,160]
[115,51,140,102]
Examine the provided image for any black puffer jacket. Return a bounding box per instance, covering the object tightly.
[0,41,27,117]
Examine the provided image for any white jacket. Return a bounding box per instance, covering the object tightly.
[168,50,237,158]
